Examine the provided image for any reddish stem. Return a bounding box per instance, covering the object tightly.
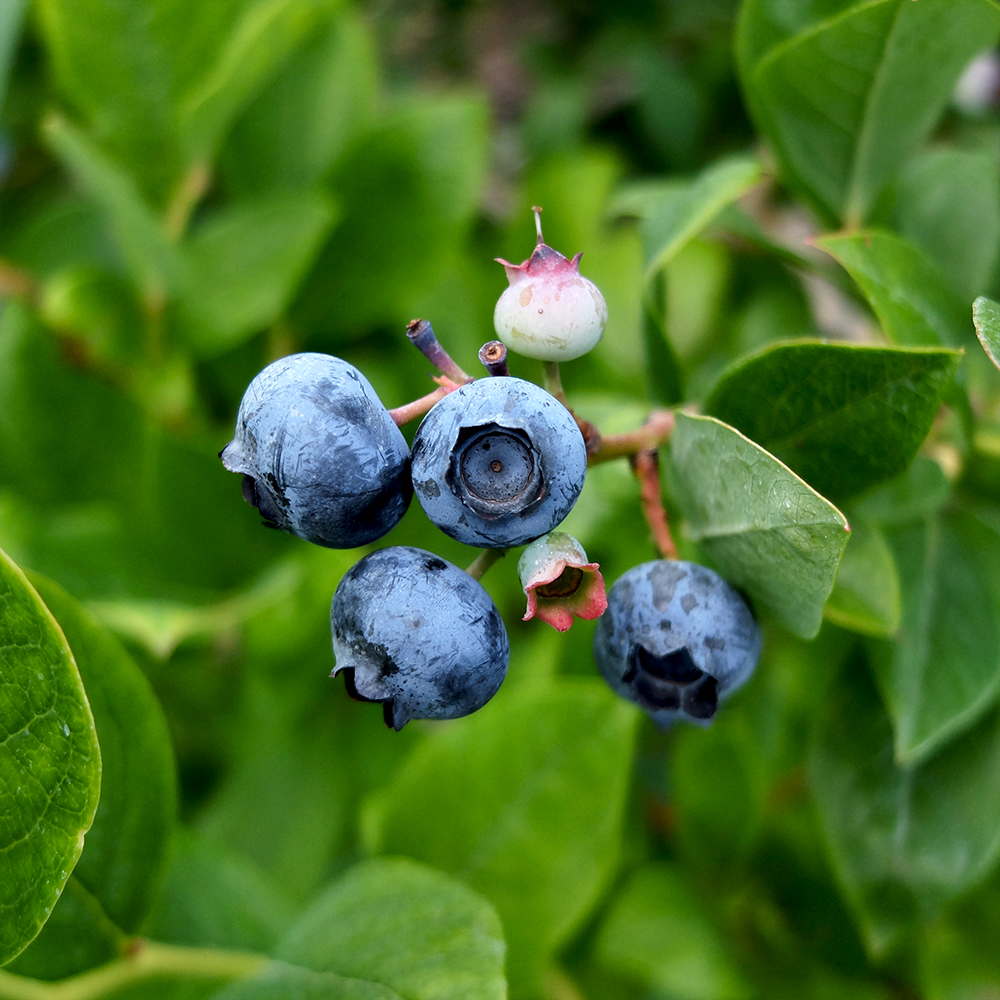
[633,448,679,560]
[406,318,472,384]
[588,409,675,465]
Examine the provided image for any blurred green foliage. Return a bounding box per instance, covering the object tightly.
[3,1,1000,998]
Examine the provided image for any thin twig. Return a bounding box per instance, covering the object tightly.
[633,449,679,560]
[406,318,473,384]
[588,409,675,465]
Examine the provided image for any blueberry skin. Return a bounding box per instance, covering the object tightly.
[221,353,412,548]
[594,560,760,726]
[331,546,509,730]
[410,377,587,548]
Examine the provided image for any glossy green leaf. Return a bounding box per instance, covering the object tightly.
[637,155,761,277]
[210,965,404,1000]
[41,113,182,302]
[179,0,330,166]
[869,513,1000,764]
[7,575,176,980]
[146,832,295,954]
[669,413,850,638]
[894,149,1000,303]
[816,230,969,347]
[180,191,338,356]
[0,548,101,966]
[0,0,26,119]
[595,863,750,1000]
[363,680,639,999]
[704,341,960,503]
[741,0,1000,223]
[223,10,377,195]
[824,517,900,638]
[973,295,1000,372]
[278,858,505,1000]
[811,652,1000,959]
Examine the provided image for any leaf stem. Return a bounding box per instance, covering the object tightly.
[0,941,265,1000]
[165,162,211,242]
[466,548,506,580]
[588,409,675,465]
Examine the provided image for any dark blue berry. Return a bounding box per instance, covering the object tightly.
[221,354,411,548]
[410,377,587,548]
[594,560,760,726]
[331,546,509,729]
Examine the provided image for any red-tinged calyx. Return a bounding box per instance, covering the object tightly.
[518,531,608,632]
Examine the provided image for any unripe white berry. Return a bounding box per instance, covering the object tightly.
[493,208,607,362]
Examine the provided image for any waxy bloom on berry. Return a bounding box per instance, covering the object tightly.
[494,208,607,362]
[518,532,608,631]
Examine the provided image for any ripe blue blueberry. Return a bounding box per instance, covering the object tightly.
[221,353,411,548]
[593,560,760,725]
[410,376,587,548]
[331,546,509,730]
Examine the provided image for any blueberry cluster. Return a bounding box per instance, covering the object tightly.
[221,212,760,730]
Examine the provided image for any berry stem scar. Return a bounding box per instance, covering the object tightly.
[479,340,510,376]
[466,547,507,580]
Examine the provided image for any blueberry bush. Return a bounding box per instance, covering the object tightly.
[3,1,1000,998]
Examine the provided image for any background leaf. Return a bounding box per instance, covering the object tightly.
[363,680,639,999]
[811,651,1000,959]
[893,148,1000,304]
[7,574,177,980]
[816,230,970,347]
[669,413,851,638]
[594,862,750,1000]
[739,0,1000,223]
[973,295,1000,372]
[278,858,505,1000]
[869,513,1000,764]
[824,517,901,638]
[209,965,404,1000]
[0,549,101,966]
[703,341,960,503]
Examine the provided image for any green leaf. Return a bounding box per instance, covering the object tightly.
[0,547,101,966]
[0,303,287,603]
[816,230,970,347]
[894,149,1000,303]
[740,0,1000,223]
[292,94,488,334]
[0,0,27,119]
[869,513,1000,764]
[223,10,377,195]
[7,574,176,980]
[179,0,331,167]
[635,155,761,277]
[851,457,951,525]
[669,413,850,638]
[145,831,295,954]
[920,867,1000,1000]
[277,858,505,1000]
[210,965,404,1000]
[41,113,183,303]
[642,270,684,405]
[594,862,750,1000]
[180,191,338,356]
[973,295,1000,372]
[362,680,639,999]
[704,341,960,503]
[824,517,901,638]
[811,651,1000,958]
